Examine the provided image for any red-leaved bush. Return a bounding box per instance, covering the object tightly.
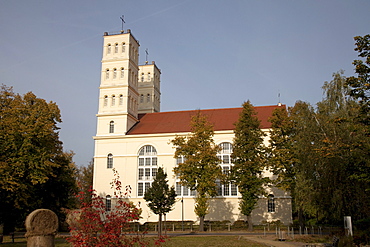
[67,169,158,247]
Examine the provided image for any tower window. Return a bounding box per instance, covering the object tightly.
[120,68,124,79]
[104,95,108,107]
[122,42,126,53]
[107,153,113,169]
[147,72,151,81]
[140,94,144,103]
[107,44,111,54]
[268,194,275,213]
[113,68,117,79]
[105,69,109,80]
[109,121,114,133]
[141,73,144,82]
[147,94,150,103]
[119,95,123,105]
[111,95,116,106]
[115,43,118,53]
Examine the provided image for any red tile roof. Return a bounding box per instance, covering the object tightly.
[127,105,285,135]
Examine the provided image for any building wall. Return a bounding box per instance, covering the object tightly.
[93,129,293,225]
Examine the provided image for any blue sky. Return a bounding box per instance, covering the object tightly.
[0,0,369,166]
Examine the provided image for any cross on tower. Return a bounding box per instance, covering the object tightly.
[120,15,125,31]
[145,49,149,64]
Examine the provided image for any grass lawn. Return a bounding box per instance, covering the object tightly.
[1,235,70,247]
[161,235,267,247]
[1,235,266,247]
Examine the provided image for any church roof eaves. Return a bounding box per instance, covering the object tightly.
[126,105,285,135]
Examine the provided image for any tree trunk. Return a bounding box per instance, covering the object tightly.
[158,214,162,237]
[298,207,304,229]
[247,215,253,231]
[199,216,205,231]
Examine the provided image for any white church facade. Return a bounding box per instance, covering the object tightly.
[93,29,293,226]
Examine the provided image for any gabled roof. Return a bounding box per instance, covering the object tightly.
[127,105,285,135]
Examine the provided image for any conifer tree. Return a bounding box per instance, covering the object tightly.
[144,167,176,237]
[230,101,268,231]
[171,111,223,231]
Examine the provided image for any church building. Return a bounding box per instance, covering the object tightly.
[93,29,292,226]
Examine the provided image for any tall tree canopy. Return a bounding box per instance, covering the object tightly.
[171,112,223,231]
[346,34,370,185]
[269,72,370,224]
[144,167,176,237]
[0,85,77,233]
[230,101,268,231]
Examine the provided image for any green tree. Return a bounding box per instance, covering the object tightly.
[0,85,78,233]
[230,101,268,231]
[171,112,223,231]
[268,106,297,193]
[77,159,94,206]
[346,34,370,185]
[270,72,370,224]
[144,167,176,237]
[347,34,370,125]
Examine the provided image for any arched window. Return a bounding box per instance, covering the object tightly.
[113,68,117,79]
[141,73,144,82]
[115,43,118,53]
[137,145,157,197]
[119,95,123,105]
[109,121,114,133]
[107,44,111,54]
[106,195,111,211]
[217,142,237,196]
[120,68,124,79]
[111,95,115,106]
[268,194,275,212]
[140,94,144,103]
[107,153,113,169]
[147,72,151,81]
[147,94,150,103]
[104,95,108,107]
[105,69,109,80]
[122,42,126,53]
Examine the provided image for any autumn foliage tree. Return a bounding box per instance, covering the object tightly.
[67,169,149,247]
[0,85,78,233]
[230,101,268,231]
[171,112,223,231]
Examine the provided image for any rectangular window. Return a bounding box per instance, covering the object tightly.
[190,189,196,196]
[145,182,151,194]
[216,181,222,196]
[183,186,189,196]
[138,168,144,180]
[152,157,157,166]
[145,157,151,166]
[138,183,143,196]
[223,184,230,196]
[231,183,237,196]
[145,168,150,180]
[222,155,230,164]
[176,182,181,196]
[106,198,111,211]
[139,158,144,166]
[152,168,157,179]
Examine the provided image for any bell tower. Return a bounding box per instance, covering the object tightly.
[96,30,140,136]
[138,61,161,113]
